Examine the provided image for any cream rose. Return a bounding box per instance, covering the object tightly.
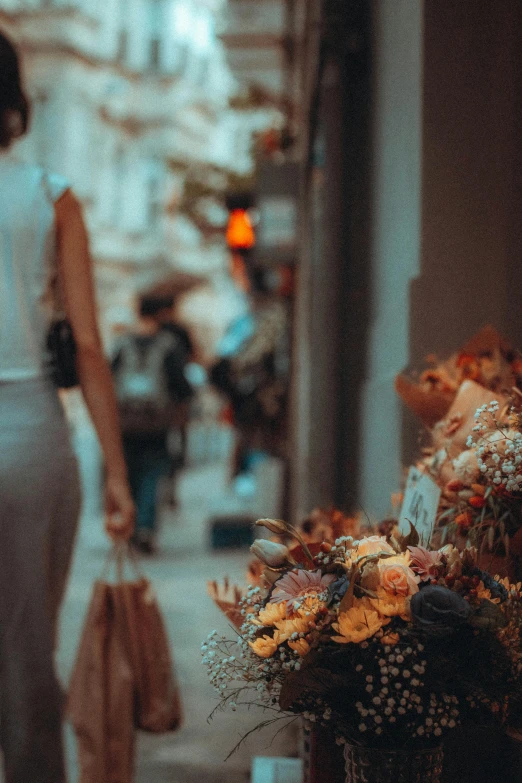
[356,536,395,558]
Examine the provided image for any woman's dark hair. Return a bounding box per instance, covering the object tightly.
[0,31,30,148]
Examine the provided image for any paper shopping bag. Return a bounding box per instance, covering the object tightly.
[67,580,135,783]
[67,545,182,783]
[116,577,183,733]
[67,582,110,783]
[105,584,136,783]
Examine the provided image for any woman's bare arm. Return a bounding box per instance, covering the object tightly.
[54,190,134,538]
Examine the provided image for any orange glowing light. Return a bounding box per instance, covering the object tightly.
[226,209,255,250]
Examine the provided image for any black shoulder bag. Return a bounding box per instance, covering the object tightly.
[47,317,78,389]
[43,172,79,389]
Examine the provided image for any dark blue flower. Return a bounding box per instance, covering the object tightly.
[328,576,349,603]
[410,585,471,635]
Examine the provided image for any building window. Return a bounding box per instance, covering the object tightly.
[117,27,128,64]
[172,42,188,77]
[112,144,126,226]
[147,159,164,227]
[193,9,212,53]
[196,55,211,89]
[149,0,165,72]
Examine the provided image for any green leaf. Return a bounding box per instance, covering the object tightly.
[339,567,357,613]
[401,521,420,550]
[438,507,457,522]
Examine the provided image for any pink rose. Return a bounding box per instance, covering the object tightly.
[380,563,419,596]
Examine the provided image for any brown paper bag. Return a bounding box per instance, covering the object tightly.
[68,547,181,782]
[106,585,136,783]
[67,582,110,783]
[67,581,135,783]
[117,578,183,733]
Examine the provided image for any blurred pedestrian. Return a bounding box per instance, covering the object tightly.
[210,265,290,482]
[153,294,194,363]
[0,30,135,783]
[112,296,194,553]
[152,295,194,495]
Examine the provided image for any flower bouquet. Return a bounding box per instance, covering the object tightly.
[416,391,522,579]
[395,326,522,428]
[204,519,522,783]
[298,506,361,545]
[242,508,361,589]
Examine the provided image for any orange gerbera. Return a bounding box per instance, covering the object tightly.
[288,638,311,657]
[249,631,282,658]
[381,631,400,646]
[332,598,389,644]
[274,614,311,641]
[370,590,411,621]
[257,602,287,626]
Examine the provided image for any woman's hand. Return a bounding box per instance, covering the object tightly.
[105,475,135,541]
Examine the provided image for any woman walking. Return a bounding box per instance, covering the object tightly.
[0,31,135,782]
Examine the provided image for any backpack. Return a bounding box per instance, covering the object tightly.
[114,332,177,435]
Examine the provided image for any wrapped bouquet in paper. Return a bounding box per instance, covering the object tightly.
[203,518,522,783]
[395,328,522,577]
[298,507,361,545]
[423,392,522,576]
[395,326,522,428]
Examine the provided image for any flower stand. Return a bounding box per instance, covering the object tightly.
[302,724,345,783]
[344,743,443,783]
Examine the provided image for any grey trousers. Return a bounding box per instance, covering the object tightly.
[0,378,80,783]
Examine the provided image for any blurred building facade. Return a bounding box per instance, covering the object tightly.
[0,0,247,341]
[290,0,522,523]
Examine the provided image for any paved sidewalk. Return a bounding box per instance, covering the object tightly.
[56,464,298,782]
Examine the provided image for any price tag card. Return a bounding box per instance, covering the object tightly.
[398,467,441,545]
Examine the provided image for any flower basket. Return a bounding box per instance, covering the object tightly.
[204,521,522,773]
[344,742,443,783]
[302,723,345,783]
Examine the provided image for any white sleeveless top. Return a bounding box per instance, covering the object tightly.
[0,152,70,380]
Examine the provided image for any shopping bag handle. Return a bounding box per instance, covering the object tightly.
[101,541,145,583]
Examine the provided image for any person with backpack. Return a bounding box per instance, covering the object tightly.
[112,296,194,553]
